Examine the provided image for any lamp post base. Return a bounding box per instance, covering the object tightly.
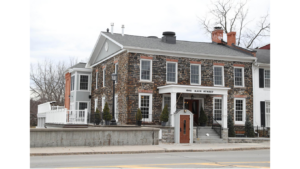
[110,119,117,125]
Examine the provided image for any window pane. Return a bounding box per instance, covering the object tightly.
[141,95,150,118]
[191,65,199,84]
[214,99,222,120]
[79,103,87,110]
[265,70,270,88]
[235,100,243,121]
[234,68,243,86]
[80,75,88,90]
[141,60,150,80]
[266,102,270,114]
[167,63,176,82]
[164,96,171,114]
[214,67,223,85]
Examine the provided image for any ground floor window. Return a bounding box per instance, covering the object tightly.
[79,102,88,117]
[265,101,270,127]
[139,93,152,122]
[213,98,222,121]
[163,95,171,114]
[234,98,246,124]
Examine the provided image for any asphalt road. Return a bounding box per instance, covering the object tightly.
[30,149,270,168]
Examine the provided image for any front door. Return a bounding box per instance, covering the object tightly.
[180,115,190,143]
[185,100,199,124]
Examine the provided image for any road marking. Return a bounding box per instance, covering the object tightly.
[57,161,270,169]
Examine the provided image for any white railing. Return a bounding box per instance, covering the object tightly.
[51,106,65,110]
[265,113,270,127]
[45,108,88,124]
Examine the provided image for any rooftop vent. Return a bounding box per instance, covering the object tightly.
[147,36,158,38]
[162,31,176,44]
[214,26,222,30]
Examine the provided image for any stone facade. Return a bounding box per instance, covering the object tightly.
[91,52,254,126]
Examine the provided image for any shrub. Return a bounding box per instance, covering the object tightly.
[95,108,101,125]
[245,114,255,137]
[199,107,207,125]
[228,114,236,137]
[136,108,142,121]
[160,105,169,122]
[103,102,112,121]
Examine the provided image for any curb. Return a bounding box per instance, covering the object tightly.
[30,147,270,156]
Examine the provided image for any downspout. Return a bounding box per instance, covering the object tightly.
[252,60,259,137]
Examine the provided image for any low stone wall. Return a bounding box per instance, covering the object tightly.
[228,137,270,143]
[30,127,159,147]
[160,127,174,143]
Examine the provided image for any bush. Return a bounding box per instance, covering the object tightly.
[228,114,236,137]
[103,102,112,121]
[245,114,255,137]
[199,107,207,125]
[160,105,169,122]
[95,108,101,125]
[136,108,142,121]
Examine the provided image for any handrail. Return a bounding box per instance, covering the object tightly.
[212,117,222,138]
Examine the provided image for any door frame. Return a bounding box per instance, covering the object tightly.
[183,97,204,119]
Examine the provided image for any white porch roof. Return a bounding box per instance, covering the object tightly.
[157,85,231,95]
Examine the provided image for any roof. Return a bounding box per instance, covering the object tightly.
[254,49,270,64]
[102,32,253,58]
[68,62,87,69]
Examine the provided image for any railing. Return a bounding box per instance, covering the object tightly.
[45,108,88,124]
[51,106,65,110]
[212,118,222,138]
[234,125,270,138]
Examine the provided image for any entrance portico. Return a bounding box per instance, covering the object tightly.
[158,85,230,129]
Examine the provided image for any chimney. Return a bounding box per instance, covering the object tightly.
[227,32,236,46]
[111,23,114,34]
[161,31,176,44]
[121,25,125,36]
[212,27,223,43]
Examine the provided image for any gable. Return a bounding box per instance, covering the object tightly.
[92,38,122,65]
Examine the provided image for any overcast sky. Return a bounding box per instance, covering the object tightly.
[30,0,270,65]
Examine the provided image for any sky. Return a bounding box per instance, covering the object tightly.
[30,0,270,65]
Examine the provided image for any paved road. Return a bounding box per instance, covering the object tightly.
[30,149,270,168]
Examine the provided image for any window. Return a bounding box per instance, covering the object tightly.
[234,67,244,87]
[234,98,246,124]
[140,60,152,81]
[115,95,118,122]
[94,98,98,112]
[103,68,106,87]
[265,70,270,88]
[115,63,118,83]
[71,76,75,91]
[102,97,105,111]
[167,62,177,83]
[139,93,152,122]
[163,95,171,114]
[96,72,98,89]
[265,101,270,127]
[80,75,88,90]
[79,102,88,117]
[214,98,222,121]
[190,64,201,85]
[266,101,270,114]
[214,66,223,86]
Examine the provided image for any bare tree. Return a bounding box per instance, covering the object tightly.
[199,0,270,48]
[30,57,78,106]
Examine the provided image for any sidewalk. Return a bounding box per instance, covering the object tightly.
[30,142,270,156]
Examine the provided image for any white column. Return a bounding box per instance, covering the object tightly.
[222,94,228,129]
[170,92,177,127]
[84,109,88,124]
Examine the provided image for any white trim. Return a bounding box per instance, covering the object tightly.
[86,34,102,68]
[264,69,270,88]
[78,74,91,92]
[125,46,256,62]
[213,97,223,124]
[233,67,245,87]
[140,59,152,82]
[103,68,106,87]
[213,65,225,87]
[138,93,153,122]
[190,64,201,85]
[158,85,230,95]
[115,63,118,84]
[102,96,105,111]
[100,32,124,48]
[91,49,127,68]
[234,98,246,125]
[166,61,178,84]
[94,98,98,112]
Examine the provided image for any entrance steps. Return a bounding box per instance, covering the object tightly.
[194,126,227,144]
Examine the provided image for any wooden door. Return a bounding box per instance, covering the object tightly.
[180,115,190,143]
[185,100,199,124]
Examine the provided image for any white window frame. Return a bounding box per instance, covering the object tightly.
[78,101,89,118]
[162,94,171,114]
[115,63,118,84]
[115,94,118,122]
[102,96,105,111]
[166,61,178,84]
[103,68,106,87]
[140,59,152,82]
[71,75,75,91]
[264,69,270,88]
[79,74,90,91]
[233,67,244,87]
[213,66,224,86]
[190,64,201,85]
[213,97,222,124]
[94,98,98,112]
[234,98,246,125]
[96,72,98,89]
[138,93,153,122]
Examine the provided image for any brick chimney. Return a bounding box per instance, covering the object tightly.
[212,27,223,43]
[227,32,236,46]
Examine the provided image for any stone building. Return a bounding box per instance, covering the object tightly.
[72,26,263,133]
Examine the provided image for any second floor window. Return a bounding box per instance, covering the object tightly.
[140,60,152,81]
[214,66,223,86]
[265,70,270,88]
[191,64,200,85]
[80,75,88,90]
[234,67,244,87]
[167,62,177,83]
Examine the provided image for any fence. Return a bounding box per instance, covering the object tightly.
[45,108,88,124]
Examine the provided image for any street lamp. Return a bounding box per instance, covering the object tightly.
[110,73,117,125]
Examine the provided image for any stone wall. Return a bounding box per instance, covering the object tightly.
[160,127,175,143]
[228,137,270,143]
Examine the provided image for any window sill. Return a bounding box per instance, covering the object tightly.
[190,83,201,86]
[138,80,153,83]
